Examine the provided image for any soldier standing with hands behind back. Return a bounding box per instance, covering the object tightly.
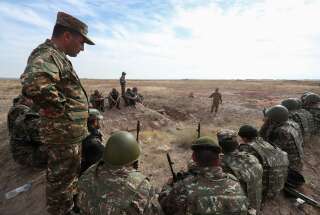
[120,71,127,97]
[20,12,94,215]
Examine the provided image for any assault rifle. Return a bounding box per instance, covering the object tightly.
[284,169,320,208]
[197,122,201,138]
[133,120,140,170]
[166,153,195,184]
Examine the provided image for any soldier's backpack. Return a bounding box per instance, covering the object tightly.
[239,138,289,198]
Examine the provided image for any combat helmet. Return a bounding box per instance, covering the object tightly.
[303,93,320,106]
[281,98,300,111]
[88,108,103,121]
[191,136,221,153]
[103,131,140,166]
[265,105,289,123]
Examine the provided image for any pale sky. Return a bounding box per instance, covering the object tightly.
[0,0,319,80]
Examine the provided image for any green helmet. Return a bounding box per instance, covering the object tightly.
[88,108,103,121]
[304,93,320,105]
[281,98,300,111]
[191,136,221,153]
[103,131,140,166]
[265,105,289,123]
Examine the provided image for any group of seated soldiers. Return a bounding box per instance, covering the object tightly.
[7,91,320,214]
[89,87,144,112]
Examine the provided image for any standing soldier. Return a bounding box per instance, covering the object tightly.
[120,71,127,97]
[238,125,289,199]
[281,98,314,143]
[20,12,94,215]
[259,105,304,173]
[217,129,263,214]
[78,131,162,214]
[209,88,222,115]
[159,136,248,215]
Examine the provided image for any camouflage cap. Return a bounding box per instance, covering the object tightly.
[56,11,94,45]
[191,136,221,153]
[217,129,238,152]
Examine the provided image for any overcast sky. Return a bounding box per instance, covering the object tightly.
[0,0,319,80]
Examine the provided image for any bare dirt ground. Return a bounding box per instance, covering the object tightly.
[0,79,319,215]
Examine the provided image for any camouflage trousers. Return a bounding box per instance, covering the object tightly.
[121,84,126,97]
[211,102,220,113]
[46,144,81,215]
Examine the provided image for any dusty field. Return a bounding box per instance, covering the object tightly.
[0,79,319,215]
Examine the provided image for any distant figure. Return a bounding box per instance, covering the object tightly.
[132,87,144,104]
[209,88,222,114]
[124,88,138,106]
[81,108,104,174]
[120,71,126,97]
[107,88,121,109]
[90,90,105,112]
[188,92,194,98]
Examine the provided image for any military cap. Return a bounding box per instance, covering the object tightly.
[191,136,221,153]
[56,11,94,45]
[217,129,237,143]
[122,71,126,75]
[238,125,258,139]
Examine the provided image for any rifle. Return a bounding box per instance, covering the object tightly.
[284,169,320,208]
[166,153,177,182]
[133,120,140,170]
[197,122,201,138]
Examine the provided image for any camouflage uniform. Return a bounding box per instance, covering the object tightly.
[120,72,126,97]
[78,162,161,214]
[262,121,303,173]
[209,90,222,114]
[221,151,263,213]
[20,12,92,214]
[107,88,121,109]
[307,106,320,136]
[89,90,105,112]
[10,107,48,168]
[239,137,289,198]
[289,109,314,143]
[7,102,30,136]
[159,166,248,215]
[124,88,138,106]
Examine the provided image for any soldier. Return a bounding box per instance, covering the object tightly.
[120,71,126,97]
[9,96,48,168]
[81,108,105,174]
[107,88,121,109]
[301,92,320,136]
[217,129,263,214]
[238,125,289,199]
[209,88,222,115]
[89,89,105,112]
[259,105,303,173]
[124,88,138,106]
[78,131,162,214]
[281,98,314,143]
[132,87,144,104]
[20,12,94,215]
[159,136,248,215]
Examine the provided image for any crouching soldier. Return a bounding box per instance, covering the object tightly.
[217,129,263,215]
[159,136,248,215]
[238,124,289,199]
[107,88,121,110]
[78,131,163,214]
[81,108,105,174]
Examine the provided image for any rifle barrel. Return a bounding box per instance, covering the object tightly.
[284,186,320,208]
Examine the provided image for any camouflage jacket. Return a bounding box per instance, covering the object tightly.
[263,121,303,172]
[239,138,289,198]
[289,109,313,141]
[20,39,89,144]
[78,162,162,215]
[209,92,222,104]
[306,106,320,135]
[120,75,126,85]
[159,166,248,215]
[222,151,263,212]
